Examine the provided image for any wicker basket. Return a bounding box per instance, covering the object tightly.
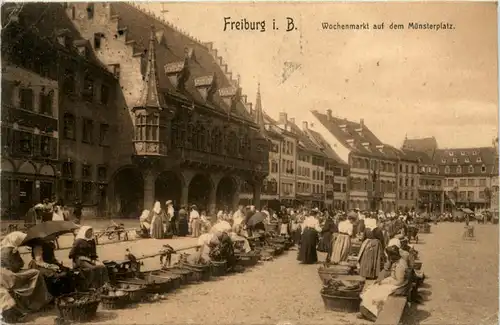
[163,267,194,285]
[101,292,130,309]
[350,244,361,256]
[236,252,260,267]
[143,274,174,294]
[151,271,183,289]
[115,282,146,302]
[56,292,101,322]
[320,290,361,313]
[210,260,227,277]
[181,262,211,281]
[318,265,354,285]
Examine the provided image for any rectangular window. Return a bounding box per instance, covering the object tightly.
[94,33,102,49]
[14,131,33,155]
[82,119,94,144]
[63,68,76,94]
[82,182,93,203]
[467,179,475,186]
[460,179,466,186]
[97,166,107,182]
[87,4,94,19]
[100,84,110,105]
[39,91,53,115]
[81,164,92,179]
[479,179,487,187]
[82,74,94,102]
[99,123,110,146]
[64,180,75,202]
[62,162,74,178]
[19,88,34,110]
[39,135,55,158]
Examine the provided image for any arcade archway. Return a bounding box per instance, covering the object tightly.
[216,176,237,211]
[155,171,182,207]
[111,167,143,218]
[188,174,212,211]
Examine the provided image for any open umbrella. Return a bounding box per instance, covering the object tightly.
[21,221,80,246]
[246,212,266,227]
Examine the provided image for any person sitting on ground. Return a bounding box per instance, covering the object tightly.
[69,226,109,290]
[358,245,410,322]
[28,240,74,297]
[0,232,52,322]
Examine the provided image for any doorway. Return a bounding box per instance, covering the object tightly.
[19,181,34,218]
[39,181,53,202]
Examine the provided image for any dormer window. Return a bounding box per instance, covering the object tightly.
[456,166,462,174]
[481,165,486,173]
[194,74,216,102]
[449,151,454,156]
[156,30,166,45]
[87,3,94,19]
[441,159,447,163]
[476,157,482,163]
[472,151,478,155]
[339,124,347,132]
[465,158,470,163]
[452,158,458,163]
[461,151,466,156]
[468,165,474,173]
[73,39,89,57]
[165,61,189,90]
[346,139,355,148]
[94,33,104,49]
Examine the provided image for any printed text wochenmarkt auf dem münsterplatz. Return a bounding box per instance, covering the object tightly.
[321,22,455,31]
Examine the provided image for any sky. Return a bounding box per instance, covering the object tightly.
[141,2,498,148]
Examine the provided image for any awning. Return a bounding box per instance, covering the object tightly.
[460,208,474,214]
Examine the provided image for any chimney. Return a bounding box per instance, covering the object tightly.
[302,121,308,130]
[290,117,295,124]
[279,112,288,124]
[360,118,364,128]
[327,109,332,121]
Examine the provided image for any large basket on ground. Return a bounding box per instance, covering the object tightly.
[55,291,101,322]
[150,271,183,289]
[114,282,147,302]
[349,243,362,256]
[320,289,361,313]
[164,267,196,284]
[318,265,355,285]
[236,252,260,267]
[141,273,174,293]
[179,262,211,281]
[210,260,227,277]
[100,290,130,310]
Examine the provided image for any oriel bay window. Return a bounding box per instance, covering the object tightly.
[135,113,160,142]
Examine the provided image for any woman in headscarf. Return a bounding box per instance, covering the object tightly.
[0,232,52,322]
[358,245,409,322]
[297,210,322,264]
[319,213,338,263]
[68,226,109,289]
[149,201,165,239]
[28,240,74,297]
[187,233,215,264]
[139,209,151,237]
[357,229,384,279]
[165,200,176,235]
[331,212,354,264]
[177,205,189,236]
[209,231,237,270]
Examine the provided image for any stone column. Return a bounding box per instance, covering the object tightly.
[440,191,445,213]
[253,179,262,210]
[143,170,155,210]
[180,184,189,207]
[208,186,216,215]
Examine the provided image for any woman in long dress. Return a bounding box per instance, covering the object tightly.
[149,201,165,239]
[320,214,338,263]
[0,232,52,322]
[358,245,409,322]
[177,206,189,237]
[68,226,109,289]
[331,213,354,264]
[357,229,384,279]
[297,211,322,264]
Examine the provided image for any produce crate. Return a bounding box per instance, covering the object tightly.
[320,290,361,313]
[56,291,101,322]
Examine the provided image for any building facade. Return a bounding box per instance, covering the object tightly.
[435,147,498,210]
[14,2,270,218]
[274,113,299,205]
[305,127,348,210]
[309,110,398,212]
[396,153,419,210]
[1,4,119,219]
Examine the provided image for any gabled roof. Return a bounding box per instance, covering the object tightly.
[311,110,397,159]
[287,122,326,157]
[110,3,254,122]
[263,112,297,138]
[402,137,438,158]
[306,129,346,165]
[399,149,434,165]
[434,147,498,176]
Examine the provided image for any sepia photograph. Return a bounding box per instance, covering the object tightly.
[0,1,498,324]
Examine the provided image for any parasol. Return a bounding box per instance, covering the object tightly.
[246,212,266,227]
[21,221,80,246]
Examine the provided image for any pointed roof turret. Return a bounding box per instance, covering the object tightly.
[135,25,166,110]
[254,82,265,133]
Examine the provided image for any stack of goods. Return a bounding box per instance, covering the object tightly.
[320,278,364,313]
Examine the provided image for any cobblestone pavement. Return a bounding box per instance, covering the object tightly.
[24,222,498,325]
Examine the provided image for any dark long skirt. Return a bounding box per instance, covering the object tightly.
[151,215,164,239]
[73,260,110,290]
[297,228,318,264]
[178,218,189,236]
